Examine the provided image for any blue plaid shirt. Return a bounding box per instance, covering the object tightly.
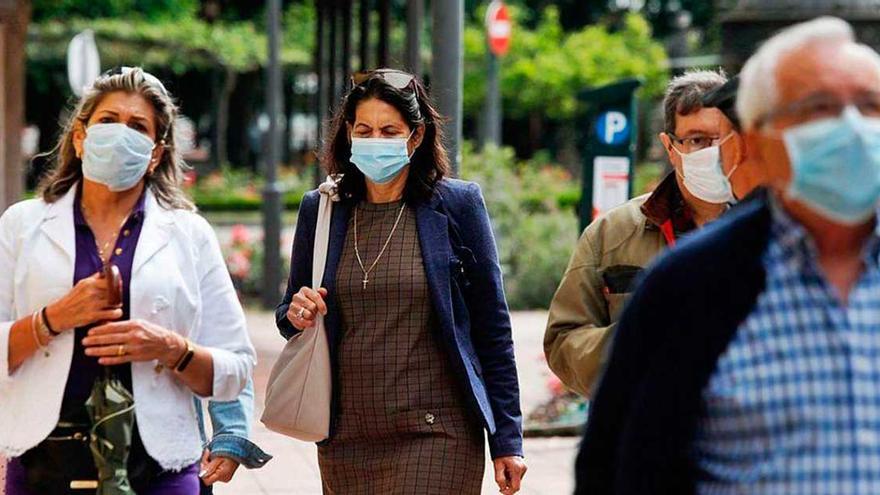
[694,201,880,494]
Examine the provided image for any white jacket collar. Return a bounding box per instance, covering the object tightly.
[37,184,176,274]
[39,186,77,263]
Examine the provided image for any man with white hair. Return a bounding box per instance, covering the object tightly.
[574,17,880,494]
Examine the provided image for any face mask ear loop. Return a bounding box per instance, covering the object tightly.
[406,128,417,160]
[718,132,739,179]
[725,164,739,180]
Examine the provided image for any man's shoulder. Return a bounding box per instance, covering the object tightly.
[582,193,652,253]
[599,193,651,226]
[647,193,772,285]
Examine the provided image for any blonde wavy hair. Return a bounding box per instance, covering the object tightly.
[38,67,194,210]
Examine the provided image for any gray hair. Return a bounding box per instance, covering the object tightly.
[662,70,728,134]
[737,17,854,130]
[38,67,194,211]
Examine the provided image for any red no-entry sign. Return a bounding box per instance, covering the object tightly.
[486,1,511,57]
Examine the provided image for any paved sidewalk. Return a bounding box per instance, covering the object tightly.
[215,310,578,495]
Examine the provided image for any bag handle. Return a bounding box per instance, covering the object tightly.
[312,176,341,289]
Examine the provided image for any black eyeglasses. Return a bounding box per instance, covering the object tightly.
[351,69,418,98]
[101,66,169,97]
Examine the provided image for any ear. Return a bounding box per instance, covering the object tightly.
[659,132,677,165]
[410,124,426,150]
[72,120,87,159]
[148,142,165,175]
[729,132,745,166]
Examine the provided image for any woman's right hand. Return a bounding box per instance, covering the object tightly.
[287,287,328,330]
[44,272,124,332]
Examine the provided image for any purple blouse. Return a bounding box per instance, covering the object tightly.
[6,186,198,495]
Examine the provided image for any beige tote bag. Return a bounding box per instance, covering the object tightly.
[261,178,337,442]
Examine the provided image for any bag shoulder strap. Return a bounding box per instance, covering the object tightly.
[312,177,337,289]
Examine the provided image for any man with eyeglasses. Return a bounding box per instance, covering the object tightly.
[545,70,747,398]
[701,74,766,201]
[575,17,880,494]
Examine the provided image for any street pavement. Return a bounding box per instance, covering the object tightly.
[214,310,579,495]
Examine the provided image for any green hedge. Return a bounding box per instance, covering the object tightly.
[193,192,304,212]
[193,188,581,214]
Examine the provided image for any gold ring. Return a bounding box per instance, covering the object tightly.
[117,345,126,357]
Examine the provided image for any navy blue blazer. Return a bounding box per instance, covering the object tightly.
[275,178,524,458]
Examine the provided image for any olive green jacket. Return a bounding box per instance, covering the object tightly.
[543,173,695,397]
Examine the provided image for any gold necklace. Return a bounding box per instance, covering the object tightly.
[81,204,134,265]
[354,203,407,290]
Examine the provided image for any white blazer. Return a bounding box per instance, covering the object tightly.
[0,186,255,471]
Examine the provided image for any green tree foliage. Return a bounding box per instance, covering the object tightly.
[28,4,314,73]
[469,0,717,41]
[459,142,579,309]
[32,0,199,21]
[463,7,668,122]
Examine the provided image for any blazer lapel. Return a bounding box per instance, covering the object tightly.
[39,187,77,263]
[416,194,455,338]
[133,191,174,275]
[322,201,351,296]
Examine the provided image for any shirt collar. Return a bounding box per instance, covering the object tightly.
[74,183,148,227]
[641,171,698,235]
[767,195,880,269]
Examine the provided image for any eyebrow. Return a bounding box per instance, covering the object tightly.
[94,110,152,126]
[354,122,402,130]
[674,130,716,138]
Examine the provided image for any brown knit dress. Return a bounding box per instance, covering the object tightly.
[317,200,485,495]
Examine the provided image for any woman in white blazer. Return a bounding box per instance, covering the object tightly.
[0,67,255,494]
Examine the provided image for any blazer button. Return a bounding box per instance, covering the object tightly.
[425,413,436,425]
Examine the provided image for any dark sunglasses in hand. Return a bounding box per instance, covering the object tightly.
[351,69,418,98]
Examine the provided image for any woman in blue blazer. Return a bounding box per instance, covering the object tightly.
[276,69,525,494]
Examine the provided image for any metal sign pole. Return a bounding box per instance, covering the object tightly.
[483,1,510,148]
[483,51,501,146]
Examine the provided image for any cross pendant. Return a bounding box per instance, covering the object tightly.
[362,278,369,290]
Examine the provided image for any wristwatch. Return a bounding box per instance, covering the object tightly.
[173,338,196,372]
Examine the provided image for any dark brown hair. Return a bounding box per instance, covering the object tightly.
[322,70,449,205]
[662,69,727,134]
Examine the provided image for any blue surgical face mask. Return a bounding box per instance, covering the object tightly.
[82,123,156,192]
[782,106,880,225]
[349,131,415,184]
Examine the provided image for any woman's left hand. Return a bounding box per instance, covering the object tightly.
[493,456,527,495]
[82,319,185,367]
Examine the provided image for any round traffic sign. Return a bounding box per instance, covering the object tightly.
[486,1,512,57]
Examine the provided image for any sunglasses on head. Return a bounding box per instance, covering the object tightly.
[102,66,170,97]
[351,69,418,98]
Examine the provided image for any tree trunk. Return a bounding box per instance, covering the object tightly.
[529,111,543,156]
[212,66,237,170]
